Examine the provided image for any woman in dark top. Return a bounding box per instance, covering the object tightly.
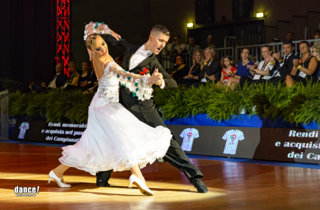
[78,61,97,90]
[286,41,318,87]
[182,49,204,86]
[169,54,189,84]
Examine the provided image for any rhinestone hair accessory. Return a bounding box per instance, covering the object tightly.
[84,21,111,41]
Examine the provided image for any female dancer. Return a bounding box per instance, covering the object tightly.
[48,22,172,196]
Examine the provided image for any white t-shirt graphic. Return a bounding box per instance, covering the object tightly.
[223,129,244,155]
[180,128,199,151]
[18,122,30,139]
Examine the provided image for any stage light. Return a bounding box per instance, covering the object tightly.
[187,22,194,28]
[256,12,264,18]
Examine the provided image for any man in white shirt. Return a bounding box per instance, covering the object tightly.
[98,24,208,193]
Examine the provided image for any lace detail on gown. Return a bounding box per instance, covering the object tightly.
[97,62,120,104]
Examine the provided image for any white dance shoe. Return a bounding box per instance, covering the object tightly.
[129,174,154,196]
[48,170,71,188]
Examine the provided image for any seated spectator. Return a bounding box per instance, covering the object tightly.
[182,49,204,86]
[169,55,189,84]
[227,48,254,89]
[198,47,221,84]
[286,41,319,87]
[268,41,297,85]
[47,63,67,89]
[78,61,97,90]
[219,55,237,86]
[311,45,320,81]
[243,45,275,85]
[63,61,80,90]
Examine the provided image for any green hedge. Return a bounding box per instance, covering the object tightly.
[8,81,320,125]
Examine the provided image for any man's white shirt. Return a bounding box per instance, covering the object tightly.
[129,45,165,89]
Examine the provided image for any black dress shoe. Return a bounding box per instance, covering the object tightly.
[96,179,110,187]
[191,178,208,193]
[96,171,111,187]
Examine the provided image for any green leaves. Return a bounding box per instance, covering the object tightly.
[8,80,320,125]
[9,90,94,123]
[154,81,320,125]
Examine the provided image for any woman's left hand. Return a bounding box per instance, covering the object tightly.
[111,30,121,41]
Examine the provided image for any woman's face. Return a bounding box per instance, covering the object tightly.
[223,57,231,67]
[299,43,309,54]
[311,47,319,57]
[194,51,202,63]
[261,47,271,59]
[241,49,249,60]
[91,36,108,57]
[175,56,184,65]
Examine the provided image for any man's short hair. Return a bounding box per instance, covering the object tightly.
[151,24,170,36]
[283,41,294,47]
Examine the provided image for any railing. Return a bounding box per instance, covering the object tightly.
[0,90,9,139]
[159,38,320,71]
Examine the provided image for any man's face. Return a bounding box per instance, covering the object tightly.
[282,44,293,56]
[204,49,213,60]
[149,32,169,55]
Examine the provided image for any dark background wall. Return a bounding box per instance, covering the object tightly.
[70,0,195,68]
[1,0,55,84]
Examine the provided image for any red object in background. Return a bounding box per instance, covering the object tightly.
[56,0,70,77]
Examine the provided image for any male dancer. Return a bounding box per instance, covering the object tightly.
[98,24,208,193]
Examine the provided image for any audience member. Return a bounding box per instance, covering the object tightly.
[169,55,189,84]
[47,63,67,89]
[167,35,187,59]
[269,41,297,85]
[186,36,201,56]
[198,47,221,84]
[227,48,253,89]
[63,61,80,90]
[286,41,318,87]
[78,61,96,90]
[243,45,275,85]
[219,55,237,86]
[182,49,204,86]
[311,45,320,81]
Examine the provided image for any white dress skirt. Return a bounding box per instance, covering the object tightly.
[59,61,172,175]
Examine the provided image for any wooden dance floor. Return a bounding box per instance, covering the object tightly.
[1,142,320,209]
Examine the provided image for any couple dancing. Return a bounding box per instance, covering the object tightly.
[48,22,207,195]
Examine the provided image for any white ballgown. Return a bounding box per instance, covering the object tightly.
[59,61,171,175]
